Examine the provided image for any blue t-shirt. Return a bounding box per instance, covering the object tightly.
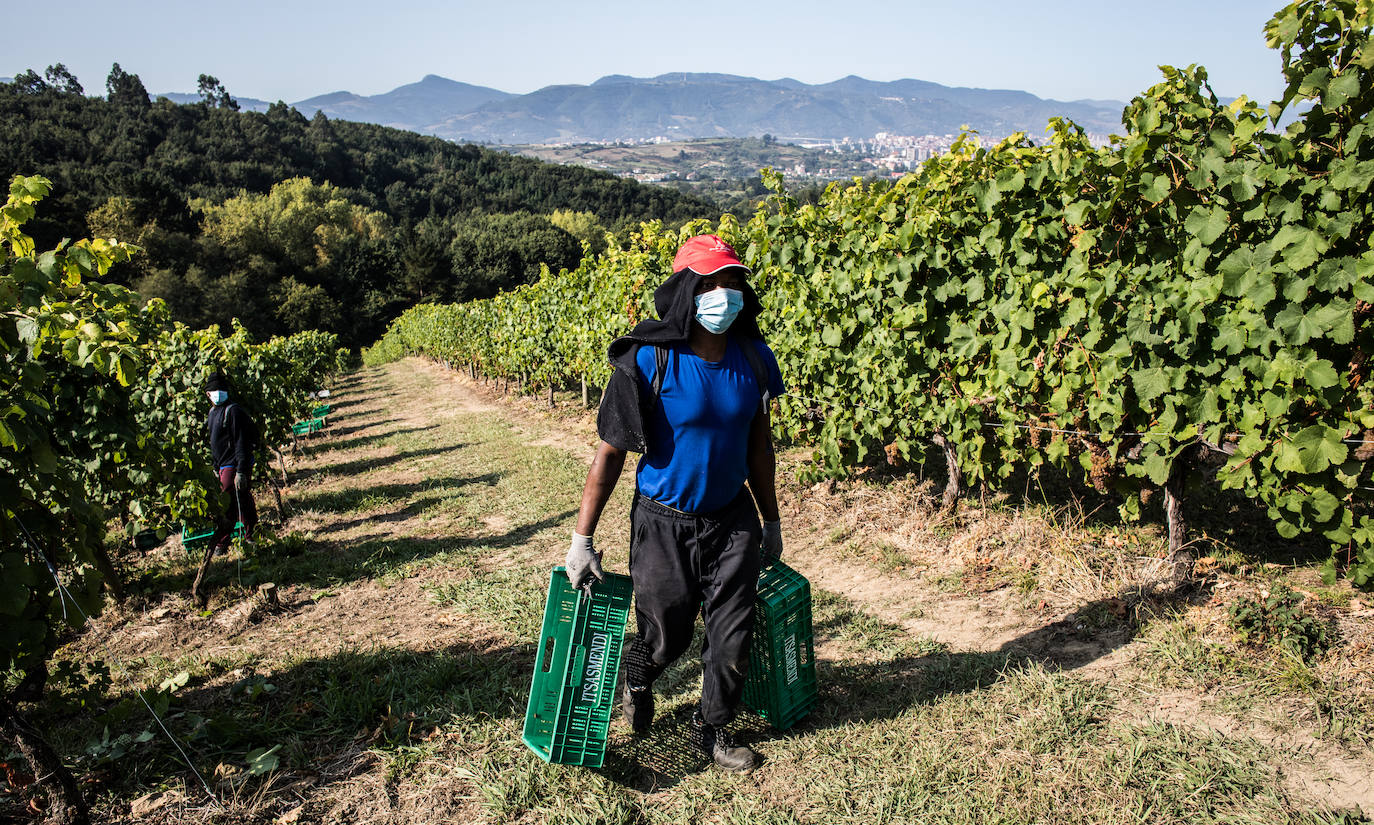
[635,338,786,513]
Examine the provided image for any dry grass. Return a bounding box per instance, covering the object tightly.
[784,470,1181,613]
[14,359,1374,824]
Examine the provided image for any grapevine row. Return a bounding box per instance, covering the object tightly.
[366,2,1373,585]
[2,175,346,705]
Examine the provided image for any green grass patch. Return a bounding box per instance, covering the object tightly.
[812,588,952,660]
[37,361,1371,824]
[1137,613,1374,751]
[426,567,549,640]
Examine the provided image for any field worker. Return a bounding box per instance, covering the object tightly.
[205,371,258,554]
[566,234,786,773]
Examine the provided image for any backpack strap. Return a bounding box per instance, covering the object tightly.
[652,345,669,399]
[221,402,238,447]
[740,339,773,407]
[211,402,232,433]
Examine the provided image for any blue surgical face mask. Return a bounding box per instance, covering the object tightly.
[208,390,228,405]
[694,287,744,334]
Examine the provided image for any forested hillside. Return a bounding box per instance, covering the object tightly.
[0,69,716,346]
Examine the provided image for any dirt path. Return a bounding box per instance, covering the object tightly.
[403,358,1374,815]
[67,358,1373,823]
[91,365,507,668]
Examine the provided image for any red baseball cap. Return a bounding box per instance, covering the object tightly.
[672,234,751,276]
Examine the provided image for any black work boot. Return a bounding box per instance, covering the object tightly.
[691,710,759,773]
[622,684,654,734]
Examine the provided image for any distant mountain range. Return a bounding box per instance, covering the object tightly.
[159,72,1126,144]
[156,91,273,110]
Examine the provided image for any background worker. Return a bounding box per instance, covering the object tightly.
[565,235,785,773]
[205,371,258,555]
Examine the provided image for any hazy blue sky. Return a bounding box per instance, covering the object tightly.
[9,0,1288,105]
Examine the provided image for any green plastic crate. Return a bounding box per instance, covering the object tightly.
[523,567,633,767]
[292,417,325,436]
[180,521,244,550]
[744,560,817,729]
[311,415,327,429]
[132,528,162,551]
[311,404,332,417]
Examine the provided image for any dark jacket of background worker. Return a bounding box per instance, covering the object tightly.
[205,371,258,553]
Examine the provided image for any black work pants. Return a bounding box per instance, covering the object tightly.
[212,466,257,550]
[624,488,763,727]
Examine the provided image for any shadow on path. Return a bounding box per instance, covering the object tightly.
[596,584,1199,792]
[308,445,468,478]
[317,426,437,453]
[291,472,501,516]
[317,418,401,439]
[184,504,577,595]
[322,396,368,412]
[343,507,579,561]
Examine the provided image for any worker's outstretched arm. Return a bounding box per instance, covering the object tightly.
[566,441,627,590]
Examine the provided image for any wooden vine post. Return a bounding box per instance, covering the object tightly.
[90,539,124,602]
[191,539,216,609]
[931,431,963,512]
[269,476,290,524]
[1163,444,1201,584]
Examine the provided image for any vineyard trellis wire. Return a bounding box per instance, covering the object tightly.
[13,515,222,810]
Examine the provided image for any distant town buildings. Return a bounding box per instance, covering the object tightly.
[524,129,1118,187]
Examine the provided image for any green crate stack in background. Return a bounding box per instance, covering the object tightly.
[523,567,633,767]
[744,560,817,729]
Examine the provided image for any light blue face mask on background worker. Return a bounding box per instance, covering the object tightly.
[208,390,228,405]
[694,287,744,334]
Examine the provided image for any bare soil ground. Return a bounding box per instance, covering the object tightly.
[388,359,1374,814]
[38,358,1374,823]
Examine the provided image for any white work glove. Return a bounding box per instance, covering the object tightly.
[234,471,249,492]
[565,532,605,593]
[762,520,783,563]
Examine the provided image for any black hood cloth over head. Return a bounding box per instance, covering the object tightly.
[206,371,230,394]
[596,267,764,454]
